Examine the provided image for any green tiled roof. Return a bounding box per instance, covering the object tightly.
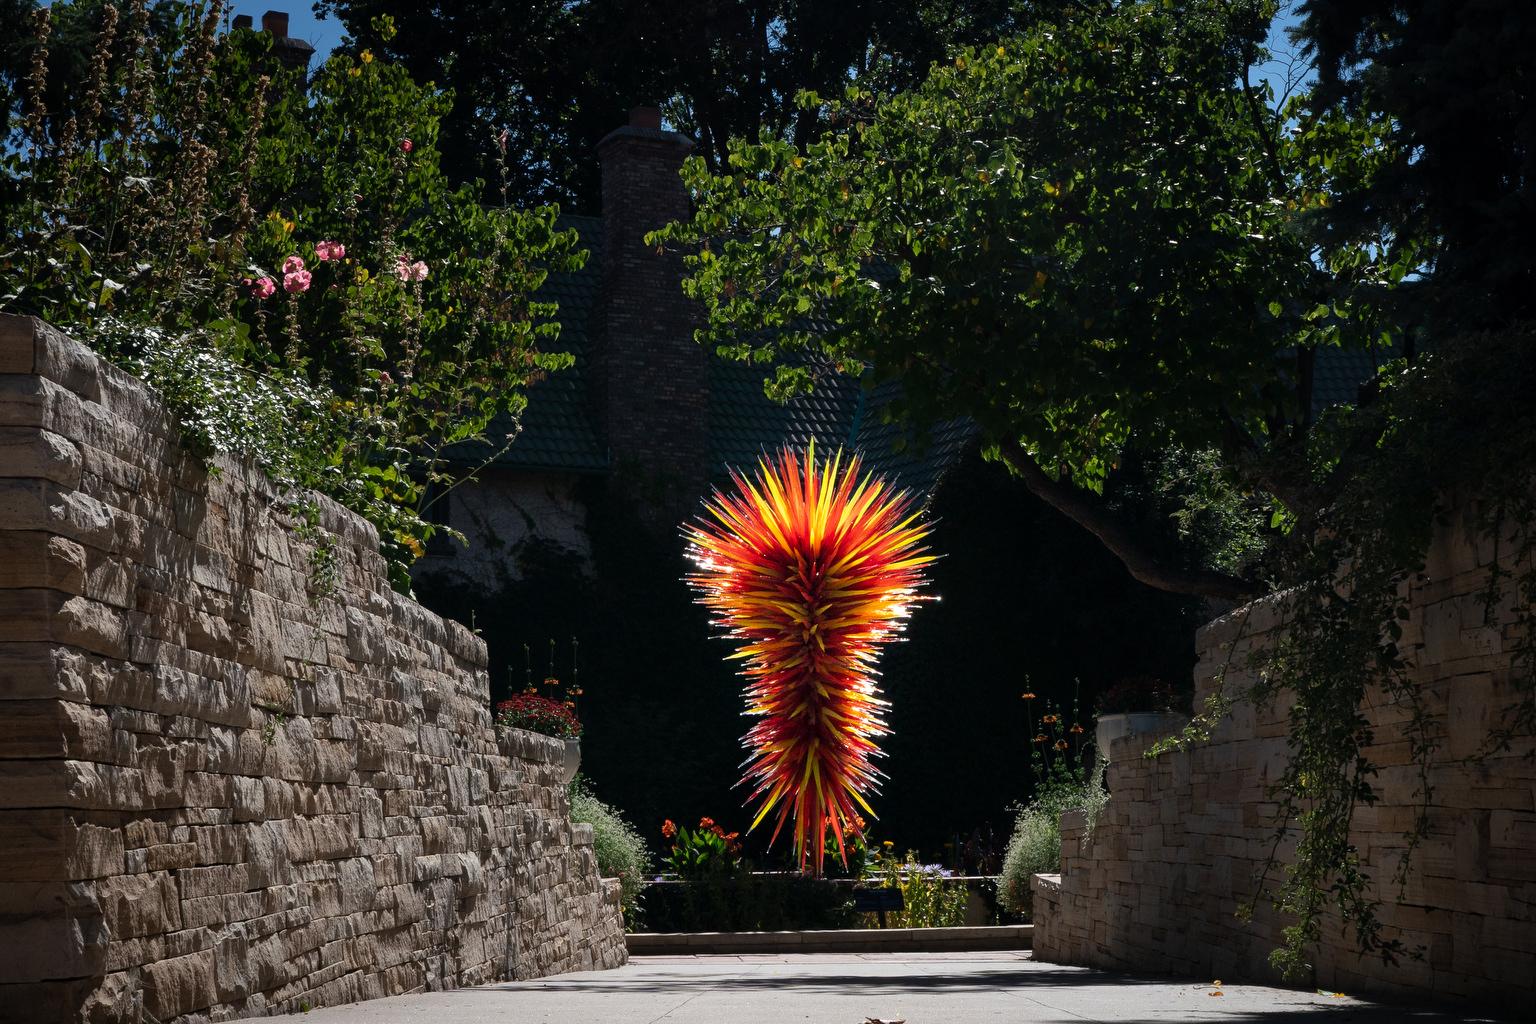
[1311,344,1399,414]
[477,218,1393,496]
[453,216,609,473]
[474,216,972,497]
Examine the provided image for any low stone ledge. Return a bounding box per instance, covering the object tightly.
[626,925,1033,955]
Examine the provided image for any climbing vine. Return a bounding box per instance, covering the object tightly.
[1162,327,1536,977]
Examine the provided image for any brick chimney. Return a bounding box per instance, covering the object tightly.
[592,107,707,520]
[235,10,314,75]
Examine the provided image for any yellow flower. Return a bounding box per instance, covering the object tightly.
[359,49,374,64]
[348,66,361,77]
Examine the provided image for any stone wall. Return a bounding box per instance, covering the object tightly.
[0,315,626,1023]
[1031,506,1535,1006]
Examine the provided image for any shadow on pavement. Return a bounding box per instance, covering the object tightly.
[446,961,1513,1023]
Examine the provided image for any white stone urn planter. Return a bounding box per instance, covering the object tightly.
[1094,712,1188,759]
[561,736,582,784]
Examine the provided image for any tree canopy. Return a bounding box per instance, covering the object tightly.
[315,0,1081,206]
[655,0,1371,600]
[1296,0,1536,328]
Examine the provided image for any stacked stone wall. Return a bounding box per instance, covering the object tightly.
[0,315,626,1023]
[1031,504,1535,1006]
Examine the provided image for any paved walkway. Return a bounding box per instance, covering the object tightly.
[267,952,1510,1023]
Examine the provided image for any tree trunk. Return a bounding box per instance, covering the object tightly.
[998,439,1263,604]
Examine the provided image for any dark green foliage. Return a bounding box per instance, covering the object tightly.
[654,0,1319,499]
[1296,0,1536,327]
[650,0,1535,975]
[1,2,581,585]
[637,875,858,933]
[315,0,1080,206]
[569,777,652,927]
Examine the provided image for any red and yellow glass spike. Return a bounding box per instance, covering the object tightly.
[683,442,934,876]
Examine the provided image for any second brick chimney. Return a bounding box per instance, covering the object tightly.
[592,107,707,519]
[233,10,314,76]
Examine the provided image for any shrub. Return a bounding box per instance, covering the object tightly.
[2,2,580,586]
[865,851,969,928]
[997,760,1107,918]
[568,778,650,928]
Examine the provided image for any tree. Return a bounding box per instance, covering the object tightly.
[315,0,1080,206]
[654,0,1352,601]
[655,0,1536,974]
[1295,0,1536,329]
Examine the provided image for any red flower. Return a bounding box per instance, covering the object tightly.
[399,138,413,153]
[661,819,677,839]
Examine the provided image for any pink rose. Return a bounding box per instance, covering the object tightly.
[283,269,312,294]
[399,138,413,153]
[315,241,345,262]
[282,254,305,274]
[250,276,276,299]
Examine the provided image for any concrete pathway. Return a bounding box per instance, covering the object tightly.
[265,953,1510,1023]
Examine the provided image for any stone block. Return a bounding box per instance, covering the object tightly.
[98,870,180,938]
[0,698,111,761]
[0,426,83,488]
[0,531,87,594]
[0,810,123,881]
[0,879,110,988]
[141,949,215,1020]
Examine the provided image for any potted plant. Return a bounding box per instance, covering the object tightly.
[1093,676,1188,757]
[494,692,583,782]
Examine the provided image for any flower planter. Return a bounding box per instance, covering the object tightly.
[561,736,582,784]
[1094,712,1188,758]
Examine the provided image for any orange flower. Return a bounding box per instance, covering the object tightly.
[542,676,560,687]
[1021,692,1037,700]
[1070,723,1084,734]
[1054,740,1069,751]
[699,816,716,830]
[1042,714,1060,724]
[1035,733,1048,743]
[661,819,677,839]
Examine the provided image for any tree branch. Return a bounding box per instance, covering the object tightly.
[997,438,1264,604]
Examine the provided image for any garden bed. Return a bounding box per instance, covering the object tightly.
[626,925,1032,955]
[633,873,1008,933]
